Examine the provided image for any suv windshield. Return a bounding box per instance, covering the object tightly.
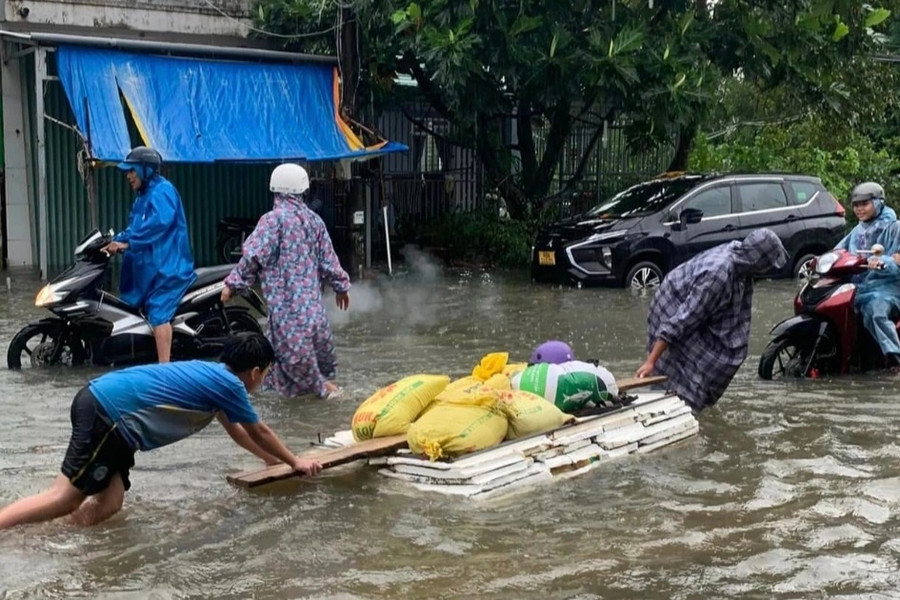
[584,177,706,218]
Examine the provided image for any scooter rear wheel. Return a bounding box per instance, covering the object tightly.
[758,337,814,379]
[7,323,86,369]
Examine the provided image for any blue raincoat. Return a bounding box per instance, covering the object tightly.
[835,200,900,359]
[113,174,196,326]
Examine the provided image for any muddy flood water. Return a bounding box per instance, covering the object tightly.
[2,260,900,599]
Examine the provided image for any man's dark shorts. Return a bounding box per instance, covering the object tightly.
[61,387,135,496]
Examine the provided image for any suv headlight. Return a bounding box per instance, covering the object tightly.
[815,252,838,274]
[601,246,612,266]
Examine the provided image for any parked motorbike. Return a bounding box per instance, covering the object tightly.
[216,216,259,264]
[7,229,267,369]
[758,244,896,379]
[215,199,326,264]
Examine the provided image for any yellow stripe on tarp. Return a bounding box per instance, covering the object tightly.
[333,68,365,151]
[120,92,153,149]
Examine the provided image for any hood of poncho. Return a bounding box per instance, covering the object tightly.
[730,228,789,275]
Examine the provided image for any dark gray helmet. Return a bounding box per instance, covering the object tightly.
[849,182,885,204]
[124,146,162,167]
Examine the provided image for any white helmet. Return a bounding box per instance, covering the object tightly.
[269,163,310,195]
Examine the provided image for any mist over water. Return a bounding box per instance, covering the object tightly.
[2,269,900,598]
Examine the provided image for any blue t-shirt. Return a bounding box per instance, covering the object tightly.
[89,361,259,452]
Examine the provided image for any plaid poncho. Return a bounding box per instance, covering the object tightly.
[647,229,788,410]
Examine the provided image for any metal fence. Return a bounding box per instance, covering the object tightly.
[376,103,674,223]
[376,104,485,226]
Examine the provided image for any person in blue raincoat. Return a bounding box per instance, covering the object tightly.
[834,182,900,369]
[101,146,196,363]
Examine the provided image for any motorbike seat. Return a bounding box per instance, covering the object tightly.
[190,265,237,291]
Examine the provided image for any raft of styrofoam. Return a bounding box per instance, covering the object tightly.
[323,391,699,499]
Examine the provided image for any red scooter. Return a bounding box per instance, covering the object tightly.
[758,245,899,379]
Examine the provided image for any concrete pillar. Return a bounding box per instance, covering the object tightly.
[2,49,35,269]
[34,47,49,279]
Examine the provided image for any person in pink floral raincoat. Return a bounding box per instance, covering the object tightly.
[221,164,350,399]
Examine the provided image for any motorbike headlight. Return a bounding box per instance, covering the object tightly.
[35,282,66,307]
[815,252,838,274]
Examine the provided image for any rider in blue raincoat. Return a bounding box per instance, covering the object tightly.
[834,182,900,369]
[101,146,196,363]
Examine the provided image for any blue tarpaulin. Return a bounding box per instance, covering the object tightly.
[56,46,406,163]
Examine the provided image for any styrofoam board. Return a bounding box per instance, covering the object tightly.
[548,422,607,446]
[596,423,647,447]
[605,442,639,459]
[540,454,573,469]
[638,419,698,447]
[403,464,550,497]
[469,469,555,500]
[468,459,535,486]
[387,451,524,476]
[390,453,530,482]
[626,392,676,407]
[632,398,686,418]
[551,457,606,481]
[533,447,565,462]
[639,405,693,426]
[561,439,592,454]
[489,436,554,457]
[378,469,484,496]
[382,458,534,487]
[553,417,641,446]
[386,454,454,470]
[637,414,697,440]
[636,425,700,454]
[321,430,356,447]
[552,415,631,441]
[564,443,605,464]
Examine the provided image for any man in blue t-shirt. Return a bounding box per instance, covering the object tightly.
[0,333,322,530]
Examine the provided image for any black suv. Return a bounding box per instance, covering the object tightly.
[531,173,847,288]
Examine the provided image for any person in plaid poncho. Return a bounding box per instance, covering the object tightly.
[635,229,788,411]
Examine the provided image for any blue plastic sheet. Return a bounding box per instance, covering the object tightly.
[56,46,406,163]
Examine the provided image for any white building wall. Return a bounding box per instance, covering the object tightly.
[1,0,253,36]
[2,54,34,268]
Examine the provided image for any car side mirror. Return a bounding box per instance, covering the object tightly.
[681,208,704,225]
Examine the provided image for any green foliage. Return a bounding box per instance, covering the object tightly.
[413,210,538,269]
[257,0,895,219]
[689,119,900,215]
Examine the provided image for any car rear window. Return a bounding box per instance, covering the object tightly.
[787,181,819,206]
[584,177,705,218]
[740,182,788,212]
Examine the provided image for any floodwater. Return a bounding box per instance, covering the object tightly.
[2,256,900,599]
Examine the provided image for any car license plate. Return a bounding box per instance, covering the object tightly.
[538,251,555,266]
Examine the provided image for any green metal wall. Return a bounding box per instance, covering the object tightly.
[41,78,272,270]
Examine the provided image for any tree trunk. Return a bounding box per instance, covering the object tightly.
[667,123,698,172]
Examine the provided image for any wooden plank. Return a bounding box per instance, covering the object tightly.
[226,434,408,489]
[616,375,667,392]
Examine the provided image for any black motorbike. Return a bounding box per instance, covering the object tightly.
[216,216,259,264]
[215,199,326,263]
[7,229,267,369]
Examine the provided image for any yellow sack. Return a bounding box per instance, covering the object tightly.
[472,352,509,381]
[497,390,573,440]
[434,374,510,404]
[502,362,528,378]
[408,403,509,461]
[351,374,450,441]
